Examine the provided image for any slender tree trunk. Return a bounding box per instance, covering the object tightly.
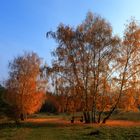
[102,57,129,123]
[87,111,90,123]
[83,111,90,123]
[93,104,96,123]
[102,106,116,123]
[20,113,24,121]
[83,111,87,123]
[92,95,97,123]
[91,107,93,123]
[98,111,102,123]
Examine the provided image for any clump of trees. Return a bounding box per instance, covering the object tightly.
[1,11,140,124]
[46,12,140,123]
[3,52,46,122]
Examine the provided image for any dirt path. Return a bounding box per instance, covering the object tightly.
[26,118,140,127]
[103,120,140,127]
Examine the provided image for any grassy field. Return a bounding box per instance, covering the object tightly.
[0,112,140,140]
[110,111,140,121]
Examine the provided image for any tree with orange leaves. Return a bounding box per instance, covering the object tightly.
[4,52,46,122]
[102,19,140,123]
[47,12,120,123]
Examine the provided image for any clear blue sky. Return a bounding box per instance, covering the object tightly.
[0,0,140,82]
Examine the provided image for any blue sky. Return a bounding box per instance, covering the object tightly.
[0,0,140,82]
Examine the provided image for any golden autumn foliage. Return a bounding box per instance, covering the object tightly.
[4,52,46,121]
[47,12,120,123]
[47,12,140,124]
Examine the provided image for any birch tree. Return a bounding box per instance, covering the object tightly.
[5,52,46,121]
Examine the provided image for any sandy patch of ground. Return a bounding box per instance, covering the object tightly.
[104,120,140,127]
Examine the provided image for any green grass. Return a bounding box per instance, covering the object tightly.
[110,111,140,121]
[1,112,140,140]
[28,113,72,121]
[1,121,140,140]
